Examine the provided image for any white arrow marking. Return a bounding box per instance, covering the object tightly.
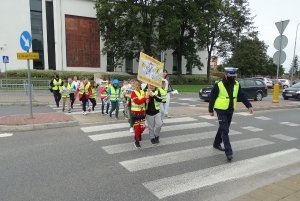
[21,35,30,47]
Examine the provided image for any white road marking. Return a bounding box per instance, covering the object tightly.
[255,116,272,120]
[231,122,237,125]
[271,134,297,141]
[189,105,196,107]
[241,126,264,132]
[0,133,13,138]
[89,122,214,142]
[235,112,253,116]
[199,115,217,120]
[102,130,241,154]
[143,149,300,199]
[280,122,300,127]
[82,117,197,133]
[178,103,190,105]
[120,138,273,172]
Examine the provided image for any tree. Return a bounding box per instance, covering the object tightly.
[290,55,299,76]
[194,0,255,83]
[157,0,204,76]
[228,37,284,77]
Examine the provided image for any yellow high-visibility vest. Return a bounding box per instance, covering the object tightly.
[52,79,62,90]
[214,81,239,110]
[131,90,145,111]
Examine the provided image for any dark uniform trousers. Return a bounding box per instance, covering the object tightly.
[214,111,233,156]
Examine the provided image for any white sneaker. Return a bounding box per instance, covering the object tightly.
[130,127,134,133]
[83,112,87,116]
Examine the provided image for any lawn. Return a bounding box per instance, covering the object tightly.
[173,85,211,93]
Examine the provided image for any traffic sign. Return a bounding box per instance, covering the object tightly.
[274,35,288,50]
[17,52,39,60]
[275,20,289,35]
[273,51,286,65]
[20,31,32,51]
[2,56,9,63]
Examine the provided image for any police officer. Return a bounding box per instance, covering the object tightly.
[209,67,254,162]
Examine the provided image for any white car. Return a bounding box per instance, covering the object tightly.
[253,77,273,88]
[279,79,291,89]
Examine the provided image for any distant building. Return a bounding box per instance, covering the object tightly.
[0,0,208,75]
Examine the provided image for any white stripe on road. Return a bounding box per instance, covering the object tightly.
[280,122,300,127]
[241,126,264,132]
[235,112,253,116]
[120,138,273,172]
[143,148,300,199]
[103,129,241,154]
[0,133,13,138]
[255,116,272,120]
[163,117,197,124]
[89,122,214,142]
[199,115,217,120]
[271,134,297,141]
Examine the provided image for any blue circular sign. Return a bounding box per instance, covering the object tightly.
[20,31,32,51]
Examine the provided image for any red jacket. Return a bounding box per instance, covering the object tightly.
[131,90,148,115]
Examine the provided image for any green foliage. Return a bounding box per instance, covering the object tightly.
[228,37,284,77]
[173,85,210,93]
[168,75,218,85]
[290,55,299,76]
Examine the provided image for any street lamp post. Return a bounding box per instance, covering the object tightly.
[291,23,300,82]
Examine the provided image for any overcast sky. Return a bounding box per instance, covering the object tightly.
[249,0,300,72]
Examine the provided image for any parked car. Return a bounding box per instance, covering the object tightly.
[282,82,300,100]
[279,79,291,89]
[292,79,300,85]
[253,77,273,88]
[271,79,283,88]
[199,78,268,101]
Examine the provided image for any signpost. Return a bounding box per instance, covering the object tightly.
[2,56,9,80]
[17,31,39,119]
[273,20,289,103]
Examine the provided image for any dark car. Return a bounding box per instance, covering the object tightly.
[199,78,268,101]
[292,79,300,85]
[282,82,300,100]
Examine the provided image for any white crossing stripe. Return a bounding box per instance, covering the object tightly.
[199,115,217,120]
[231,122,237,125]
[255,116,272,120]
[82,117,197,133]
[0,133,13,138]
[89,122,214,142]
[102,130,241,154]
[143,148,300,199]
[280,122,300,127]
[271,134,297,141]
[235,112,253,116]
[120,138,274,172]
[241,126,263,132]
[178,103,190,105]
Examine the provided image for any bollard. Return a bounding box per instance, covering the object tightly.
[272,83,279,103]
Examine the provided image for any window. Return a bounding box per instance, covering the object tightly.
[172,52,178,75]
[255,80,264,86]
[238,80,245,87]
[30,0,44,69]
[244,79,255,87]
[125,57,133,73]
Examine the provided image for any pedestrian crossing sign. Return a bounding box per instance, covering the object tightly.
[2,56,9,63]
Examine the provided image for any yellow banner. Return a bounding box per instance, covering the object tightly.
[138,52,164,88]
[17,52,39,60]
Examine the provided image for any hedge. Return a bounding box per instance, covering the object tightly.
[2,69,217,85]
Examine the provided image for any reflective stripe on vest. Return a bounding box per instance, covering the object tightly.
[214,81,239,110]
[61,86,70,98]
[110,87,120,101]
[79,83,90,95]
[90,87,97,99]
[146,90,160,110]
[52,79,62,90]
[131,90,145,111]
[159,87,167,102]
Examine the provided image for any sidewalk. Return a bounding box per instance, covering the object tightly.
[0,112,78,132]
[232,173,300,201]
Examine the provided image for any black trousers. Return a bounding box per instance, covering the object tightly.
[69,93,75,108]
[82,96,87,112]
[89,98,97,111]
[53,90,61,107]
[213,111,233,156]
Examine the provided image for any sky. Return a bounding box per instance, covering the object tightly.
[249,0,300,72]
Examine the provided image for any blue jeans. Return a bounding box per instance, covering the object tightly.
[214,112,233,156]
[101,98,110,114]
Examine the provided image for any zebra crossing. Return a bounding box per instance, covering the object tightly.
[0,133,13,138]
[80,115,300,200]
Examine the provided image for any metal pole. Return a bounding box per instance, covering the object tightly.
[27,52,33,118]
[5,63,7,80]
[291,23,300,82]
[276,22,284,80]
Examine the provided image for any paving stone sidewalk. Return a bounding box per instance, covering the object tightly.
[232,174,300,201]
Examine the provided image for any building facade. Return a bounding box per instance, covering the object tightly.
[0,0,208,75]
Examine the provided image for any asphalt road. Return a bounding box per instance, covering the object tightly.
[1,108,300,201]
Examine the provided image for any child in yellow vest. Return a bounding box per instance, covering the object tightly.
[60,80,71,113]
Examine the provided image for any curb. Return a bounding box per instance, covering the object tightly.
[0,121,79,132]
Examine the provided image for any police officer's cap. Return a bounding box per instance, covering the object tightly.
[224,67,238,76]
